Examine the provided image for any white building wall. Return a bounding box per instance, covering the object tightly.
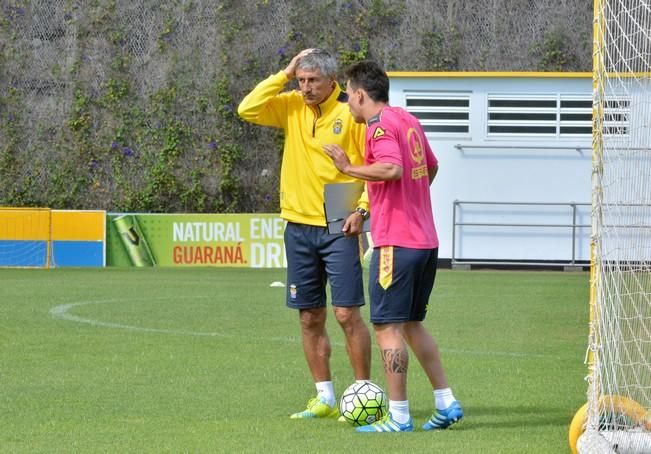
[388,73,593,264]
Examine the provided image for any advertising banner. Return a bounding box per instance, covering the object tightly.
[106,213,286,268]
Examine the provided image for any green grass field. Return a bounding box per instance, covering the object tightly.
[1,267,589,453]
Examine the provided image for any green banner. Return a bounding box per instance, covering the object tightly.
[107,213,286,268]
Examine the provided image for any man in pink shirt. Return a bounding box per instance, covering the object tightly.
[323,60,463,433]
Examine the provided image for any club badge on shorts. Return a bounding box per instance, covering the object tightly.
[379,246,393,290]
[289,284,297,299]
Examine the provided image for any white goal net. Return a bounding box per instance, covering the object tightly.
[580,1,651,452]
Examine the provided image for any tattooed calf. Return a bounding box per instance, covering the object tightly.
[381,348,408,374]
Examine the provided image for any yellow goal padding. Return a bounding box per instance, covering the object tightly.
[569,396,651,454]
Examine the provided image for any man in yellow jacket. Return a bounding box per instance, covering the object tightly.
[238,48,372,419]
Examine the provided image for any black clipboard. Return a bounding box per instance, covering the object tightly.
[324,182,370,234]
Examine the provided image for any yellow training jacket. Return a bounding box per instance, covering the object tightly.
[238,71,367,227]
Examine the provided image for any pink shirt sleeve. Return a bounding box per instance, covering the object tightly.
[367,123,402,166]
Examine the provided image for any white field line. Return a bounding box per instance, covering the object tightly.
[49,297,300,344]
[49,298,562,359]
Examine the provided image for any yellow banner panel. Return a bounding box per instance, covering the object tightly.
[52,210,105,241]
[0,208,50,241]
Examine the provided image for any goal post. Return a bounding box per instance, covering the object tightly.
[574,1,651,453]
[0,207,52,268]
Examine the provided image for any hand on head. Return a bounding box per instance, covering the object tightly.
[284,48,315,79]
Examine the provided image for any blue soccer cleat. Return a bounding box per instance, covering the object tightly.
[422,400,464,431]
[356,412,414,432]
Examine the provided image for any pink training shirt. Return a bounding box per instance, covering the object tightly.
[365,106,439,249]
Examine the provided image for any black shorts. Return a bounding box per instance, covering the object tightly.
[284,222,365,309]
[369,246,438,323]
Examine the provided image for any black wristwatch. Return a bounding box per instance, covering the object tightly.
[355,207,370,221]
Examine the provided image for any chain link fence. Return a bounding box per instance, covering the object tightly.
[0,0,591,212]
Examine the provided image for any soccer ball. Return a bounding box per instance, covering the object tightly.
[339,381,387,426]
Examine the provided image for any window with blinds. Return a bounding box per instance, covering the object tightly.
[560,97,592,135]
[487,96,557,135]
[602,98,630,135]
[486,95,629,137]
[404,94,470,136]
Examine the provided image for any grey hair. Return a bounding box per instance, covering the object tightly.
[296,48,337,77]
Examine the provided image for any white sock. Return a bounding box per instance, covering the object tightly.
[315,381,336,407]
[434,388,456,410]
[388,399,410,424]
[355,379,370,384]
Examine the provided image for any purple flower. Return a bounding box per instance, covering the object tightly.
[276,47,287,58]
[208,140,218,150]
[5,6,25,19]
[64,12,73,20]
[111,141,119,149]
[353,42,361,52]
[122,147,134,157]
[90,159,98,169]
[222,104,233,113]
[264,194,272,201]
[291,31,302,41]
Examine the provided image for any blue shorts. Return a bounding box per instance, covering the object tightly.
[284,222,365,309]
[369,246,438,323]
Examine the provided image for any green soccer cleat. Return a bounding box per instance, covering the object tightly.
[290,396,340,419]
[422,401,464,431]
[355,413,413,432]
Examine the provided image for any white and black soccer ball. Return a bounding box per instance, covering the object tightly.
[339,381,387,426]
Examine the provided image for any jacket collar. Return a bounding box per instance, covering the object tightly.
[314,83,345,113]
